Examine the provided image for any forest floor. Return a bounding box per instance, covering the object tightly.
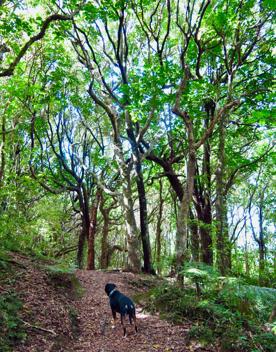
[1,253,217,352]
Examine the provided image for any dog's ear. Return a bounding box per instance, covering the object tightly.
[105,283,110,295]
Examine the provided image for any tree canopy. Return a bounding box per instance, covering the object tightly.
[0,0,275,278]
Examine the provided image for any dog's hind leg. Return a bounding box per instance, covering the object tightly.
[133,314,138,333]
[121,314,127,337]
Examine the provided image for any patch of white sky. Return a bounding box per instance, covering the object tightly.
[16,1,45,17]
[229,171,275,251]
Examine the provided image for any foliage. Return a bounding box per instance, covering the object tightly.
[141,265,276,351]
[182,262,220,289]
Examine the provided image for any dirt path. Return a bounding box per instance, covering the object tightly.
[2,254,214,352]
[71,270,211,352]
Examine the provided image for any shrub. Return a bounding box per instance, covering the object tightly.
[142,264,276,352]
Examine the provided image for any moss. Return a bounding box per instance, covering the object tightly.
[43,264,85,298]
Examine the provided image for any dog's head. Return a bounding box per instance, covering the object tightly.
[105,283,117,296]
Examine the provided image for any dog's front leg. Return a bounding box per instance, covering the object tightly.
[111,310,116,329]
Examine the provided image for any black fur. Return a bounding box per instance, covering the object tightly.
[105,283,138,336]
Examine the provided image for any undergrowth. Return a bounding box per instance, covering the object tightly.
[137,263,276,352]
[0,251,83,351]
[0,254,26,352]
[0,292,26,352]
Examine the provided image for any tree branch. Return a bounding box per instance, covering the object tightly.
[0,13,77,77]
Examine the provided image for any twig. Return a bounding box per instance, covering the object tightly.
[21,320,57,336]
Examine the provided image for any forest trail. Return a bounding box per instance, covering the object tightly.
[70,270,213,352]
[3,253,215,352]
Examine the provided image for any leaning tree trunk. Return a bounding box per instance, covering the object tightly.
[126,112,153,274]
[216,116,231,275]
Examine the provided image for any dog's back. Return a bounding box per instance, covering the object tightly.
[115,291,135,321]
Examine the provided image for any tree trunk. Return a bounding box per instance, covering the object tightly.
[114,137,141,273]
[126,112,153,274]
[100,195,113,269]
[0,114,6,184]
[199,208,213,265]
[121,166,141,272]
[87,189,101,270]
[100,216,110,270]
[259,242,265,284]
[176,141,196,274]
[201,114,213,265]
[189,209,199,262]
[77,228,86,269]
[244,221,250,276]
[76,187,90,269]
[258,196,265,284]
[123,187,141,273]
[136,170,152,273]
[156,179,164,274]
[216,116,231,275]
[193,112,213,265]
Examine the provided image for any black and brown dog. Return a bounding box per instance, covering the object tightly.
[105,283,138,337]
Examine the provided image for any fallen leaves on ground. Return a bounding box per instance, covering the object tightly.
[1,254,217,352]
